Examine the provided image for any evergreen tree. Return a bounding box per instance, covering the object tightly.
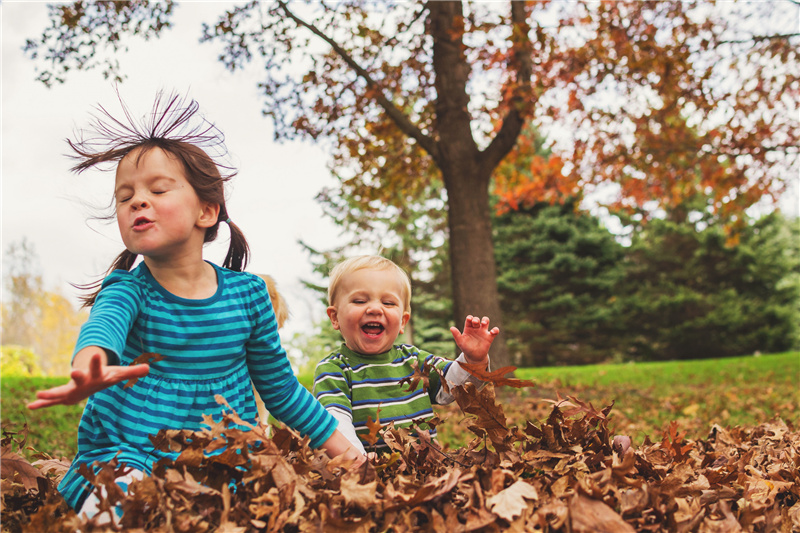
[617,211,800,360]
[493,200,626,366]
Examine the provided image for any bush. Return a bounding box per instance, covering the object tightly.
[1,346,42,377]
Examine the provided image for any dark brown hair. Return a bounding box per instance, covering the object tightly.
[70,91,249,306]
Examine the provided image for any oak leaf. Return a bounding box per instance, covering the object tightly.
[124,352,165,388]
[487,479,539,521]
[399,359,431,393]
[457,361,536,388]
[1,450,45,491]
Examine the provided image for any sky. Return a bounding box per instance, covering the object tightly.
[1,2,347,342]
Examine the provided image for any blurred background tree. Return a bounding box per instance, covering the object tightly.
[1,239,86,375]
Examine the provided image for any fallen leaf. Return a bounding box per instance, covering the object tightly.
[487,479,539,521]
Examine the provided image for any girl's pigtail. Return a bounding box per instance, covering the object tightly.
[76,249,138,308]
[223,220,250,272]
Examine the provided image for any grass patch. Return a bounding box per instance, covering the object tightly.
[5,352,798,459]
[1,376,85,459]
[513,351,799,443]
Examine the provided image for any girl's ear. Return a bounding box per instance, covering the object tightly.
[198,203,221,228]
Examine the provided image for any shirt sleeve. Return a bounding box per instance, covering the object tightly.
[246,277,337,449]
[435,352,491,404]
[73,271,142,366]
[312,357,354,420]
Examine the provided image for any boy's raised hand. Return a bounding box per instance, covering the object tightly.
[450,315,499,365]
[27,350,150,410]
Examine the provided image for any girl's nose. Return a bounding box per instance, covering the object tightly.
[131,198,148,210]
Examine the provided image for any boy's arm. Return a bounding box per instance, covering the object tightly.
[435,353,491,405]
[435,315,499,405]
[449,315,498,366]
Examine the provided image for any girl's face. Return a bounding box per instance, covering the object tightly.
[114,147,219,262]
[326,267,411,355]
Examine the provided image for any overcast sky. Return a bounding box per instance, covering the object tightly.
[2,2,348,341]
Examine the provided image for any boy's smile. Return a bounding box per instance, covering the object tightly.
[327,268,410,355]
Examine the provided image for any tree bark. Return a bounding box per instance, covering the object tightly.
[428,1,511,368]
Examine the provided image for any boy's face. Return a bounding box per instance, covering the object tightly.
[327,267,410,355]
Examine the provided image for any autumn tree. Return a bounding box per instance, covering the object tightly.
[1,240,86,375]
[25,0,799,367]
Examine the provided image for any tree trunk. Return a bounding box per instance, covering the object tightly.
[428,1,511,369]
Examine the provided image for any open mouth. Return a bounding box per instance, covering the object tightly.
[361,322,385,336]
[133,217,153,228]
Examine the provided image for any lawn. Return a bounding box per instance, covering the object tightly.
[2,351,797,459]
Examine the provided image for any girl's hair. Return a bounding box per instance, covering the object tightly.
[327,255,412,312]
[71,91,249,307]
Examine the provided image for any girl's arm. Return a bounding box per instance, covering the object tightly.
[27,348,150,410]
[320,429,366,465]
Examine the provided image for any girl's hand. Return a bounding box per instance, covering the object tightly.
[27,351,150,410]
[450,315,499,365]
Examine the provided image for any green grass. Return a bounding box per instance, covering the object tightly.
[514,351,798,389]
[4,352,798,459]
[1,376,86,459]
[510,351,800,443]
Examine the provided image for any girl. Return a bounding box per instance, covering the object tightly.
[28,92,362,517]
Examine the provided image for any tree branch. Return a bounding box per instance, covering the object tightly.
[275,0,440,161]
[718,33,800,45]
[480,1,534,175]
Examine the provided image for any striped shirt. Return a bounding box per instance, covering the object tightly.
[313,344,454,451]
[58,262,337,510]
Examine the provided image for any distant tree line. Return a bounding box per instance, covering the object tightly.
[404,202,800,367]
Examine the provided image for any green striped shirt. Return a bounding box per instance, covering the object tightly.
[313,344,454,450]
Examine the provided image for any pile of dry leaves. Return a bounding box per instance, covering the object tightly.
[2,364,799,532]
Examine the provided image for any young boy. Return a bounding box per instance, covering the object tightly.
[313,255,499,454]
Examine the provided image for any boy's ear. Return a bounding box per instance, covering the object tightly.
[326,306,340,330]
[398,310,411,334]
[198,203,221,228]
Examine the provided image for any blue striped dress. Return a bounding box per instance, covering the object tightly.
[58,262,337,510]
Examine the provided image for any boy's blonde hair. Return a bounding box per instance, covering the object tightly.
[327,255,412,311]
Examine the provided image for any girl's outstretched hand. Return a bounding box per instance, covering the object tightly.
[450,315,500,365]
[27,351,150,410]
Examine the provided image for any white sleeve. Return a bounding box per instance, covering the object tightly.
[328,408,367,455]
[435,352,491,404]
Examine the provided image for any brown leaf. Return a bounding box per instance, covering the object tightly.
[569,494,636,533]
[124,352,165,388]
[362,408,383,446]
[399,360,431,393]
[452,382,511,451]
[486,479,538,521]
[457,361,536,388]
[1,450,45,490]
[340,471,379,510]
